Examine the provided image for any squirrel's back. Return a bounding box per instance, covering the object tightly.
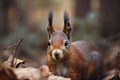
[72,41,104,80]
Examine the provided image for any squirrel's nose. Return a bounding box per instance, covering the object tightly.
[54,53,60,59]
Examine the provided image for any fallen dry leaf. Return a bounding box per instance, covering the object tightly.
[13,67,41,80]
[103,69,120,80]
[3,55,25,68]
[0,65,18,80]
[48,75,71,80]
[40,65,50,77]
[40,65,71,80]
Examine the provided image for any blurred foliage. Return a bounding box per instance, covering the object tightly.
[73,11,102,46]
[0,0,119,64]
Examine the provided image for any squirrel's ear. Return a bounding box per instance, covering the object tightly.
[47,10,55,35]
[63,11,71,40]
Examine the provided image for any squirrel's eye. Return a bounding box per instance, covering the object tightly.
[64,40,69,47]
[48,40,51,46]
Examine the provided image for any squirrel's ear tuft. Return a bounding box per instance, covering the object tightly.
[63,11,71,40]
[47,10,55,35]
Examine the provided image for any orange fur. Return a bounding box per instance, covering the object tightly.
[87,63,95,79]
[47,41,104,80]
[47,45,87,80]
[47,11,104,80]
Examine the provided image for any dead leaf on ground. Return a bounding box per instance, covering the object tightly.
[48,75,71,80]
[3,55,25,68]
[13,67,41,80]
[0,65,18,80]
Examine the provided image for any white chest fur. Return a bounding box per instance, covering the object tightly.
[56,63,68,76]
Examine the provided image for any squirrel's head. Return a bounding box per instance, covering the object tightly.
[47,10,72,61]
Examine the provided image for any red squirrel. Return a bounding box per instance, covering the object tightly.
[47,10,104,80]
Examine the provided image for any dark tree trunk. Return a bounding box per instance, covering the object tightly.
[1,0,15,36]
[75,0,90,18]
[101,0,120,38]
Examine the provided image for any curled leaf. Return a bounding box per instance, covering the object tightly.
[3,55,25,68]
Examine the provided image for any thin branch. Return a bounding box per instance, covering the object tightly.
[116,52,120,70]
[0,43,17,52]
[11,38,23,67]
[114,52,120,80]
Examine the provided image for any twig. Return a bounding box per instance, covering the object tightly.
[97,33,120,46]
[114,52,120,80]
[116,52,120,72]
[11,38,23,67]
[116,52,120,71]
[0,43,17,52]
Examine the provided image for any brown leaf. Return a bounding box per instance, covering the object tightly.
[103,73,115,80]
[103,69,120,80]
[40,65,50,78]
[0,65,18,80]
[48,75,71,80]
[13,67,41,80]
[3,55,25,68]
[39,65,71,80]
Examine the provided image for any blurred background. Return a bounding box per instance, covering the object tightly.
[0,0,120,69]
